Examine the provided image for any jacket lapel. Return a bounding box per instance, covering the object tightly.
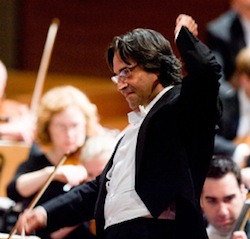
[135,85,180,176]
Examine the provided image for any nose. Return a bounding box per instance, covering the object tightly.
[63,126,77,138]
[217,202,229,216]
[117,80,128,91]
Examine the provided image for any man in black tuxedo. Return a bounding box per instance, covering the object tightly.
[14,14,221,239]
[206,0,250,89]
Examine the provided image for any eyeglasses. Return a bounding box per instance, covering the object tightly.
[111,64,138,84]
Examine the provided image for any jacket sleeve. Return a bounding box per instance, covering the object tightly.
[176,26,222,196]
[43,179,99,233]
[176,26,221,81]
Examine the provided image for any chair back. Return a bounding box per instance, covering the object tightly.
[0,141,30,197]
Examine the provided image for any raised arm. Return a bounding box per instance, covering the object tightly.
[174,14,198,38]
[174,15,222,196]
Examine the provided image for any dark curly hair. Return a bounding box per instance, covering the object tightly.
[106,28,182,87]
[207,155,242,187]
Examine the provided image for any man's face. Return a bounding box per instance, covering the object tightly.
[200,173,246,234]
[232,0,250,18]
[233,0,250,8]
[112,53,163,110]
[239,73,250,98]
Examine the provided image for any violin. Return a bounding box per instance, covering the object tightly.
[40,143,82,166]
[229,198,250,239]
[63,146,82,165]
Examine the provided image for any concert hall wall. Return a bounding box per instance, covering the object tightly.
[0,0,229,78]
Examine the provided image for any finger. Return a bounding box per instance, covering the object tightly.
[21,227,25,239]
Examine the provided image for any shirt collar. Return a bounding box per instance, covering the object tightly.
[127,111,143,125]
[140,85,174,114]
[127,85,174,125]
[207,224,229,238]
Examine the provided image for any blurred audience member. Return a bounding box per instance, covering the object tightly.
[206,0,250,90]
[214,47,250,167]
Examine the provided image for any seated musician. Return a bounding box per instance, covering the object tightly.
[49,134,117,239]
[200,155,250,239]
[80,134,118,181]
[0,60,34,143]
[6,85,117,239]
[214,47,250,167]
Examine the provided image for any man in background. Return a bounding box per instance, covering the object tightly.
[200,155,250,239]
[206,0,250,90]
[214,47,250,167]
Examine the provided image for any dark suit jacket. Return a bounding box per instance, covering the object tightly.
[214,88,239,156]
[41,27,221,239]
[206,9,246,82]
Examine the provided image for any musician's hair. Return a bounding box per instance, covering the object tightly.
[106,28,182,87]
[207,155,242,186]
[36,85,101,145]
[80,134,117,164]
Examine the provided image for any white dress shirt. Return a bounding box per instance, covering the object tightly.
[206,225,230,239]
[237,89,250,137]
[240,16,250,46]
[104,86,173,229]
[233,89,250,165]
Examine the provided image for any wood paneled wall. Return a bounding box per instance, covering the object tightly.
[13,0,229,78]
[6,71,129,130]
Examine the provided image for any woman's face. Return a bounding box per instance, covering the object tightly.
[48,106,87,154]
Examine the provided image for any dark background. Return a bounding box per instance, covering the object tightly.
[0,0,229,78]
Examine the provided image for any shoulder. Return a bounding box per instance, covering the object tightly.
[207,10,238,29]
[2,99,29,111]
[219,86,238,101]
[3,99,27,107]
[1,99,30,116]
[149,86,181,115]
[207,10,237,32]
[218,87,238,113]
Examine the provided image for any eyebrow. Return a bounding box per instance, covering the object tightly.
[205,196,216,200]
[113,65,129,75]
[205,193,236,201]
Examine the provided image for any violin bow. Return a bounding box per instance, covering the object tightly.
[7,147,82,239]
[230,198,250,239]
[30,18,60,120]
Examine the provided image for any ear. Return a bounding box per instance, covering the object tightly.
[240,183,248,200]
[200,194,204,210]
